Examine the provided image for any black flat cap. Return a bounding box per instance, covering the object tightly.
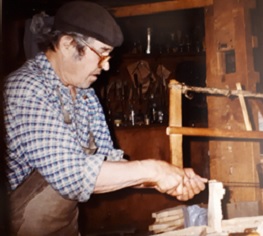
[54,1,123,47]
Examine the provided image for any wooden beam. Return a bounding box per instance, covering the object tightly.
[110,0,213,17]
[236,83,252,131]
[167,126,263,139]
[169,80,183,167]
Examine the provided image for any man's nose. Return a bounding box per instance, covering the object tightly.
[101,61,110,71]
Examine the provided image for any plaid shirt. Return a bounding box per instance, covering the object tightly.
[4,52,123,202]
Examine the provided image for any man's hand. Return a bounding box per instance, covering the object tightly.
[177,168,208,201]
[146,160,207,201]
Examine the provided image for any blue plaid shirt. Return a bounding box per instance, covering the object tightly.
[4,52,123,202]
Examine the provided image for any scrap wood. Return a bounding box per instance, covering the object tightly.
[149,218,184,233]
[150,225,184,235]
[221,216,263,233]
[152,205,186,219]
[149,225,210,236]
[150,212,263,235]
[149,205,186,234]
[150,215,263,235]
[155,214,184,223]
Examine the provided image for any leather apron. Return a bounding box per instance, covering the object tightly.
[9,171,79,236]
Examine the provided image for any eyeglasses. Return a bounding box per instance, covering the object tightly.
[80,39,111,68]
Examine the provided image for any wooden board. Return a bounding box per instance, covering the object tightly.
[110,0,213,17]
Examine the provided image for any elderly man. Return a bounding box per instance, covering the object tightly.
[4,1,207,235]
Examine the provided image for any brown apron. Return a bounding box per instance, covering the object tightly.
[9,171,79,236]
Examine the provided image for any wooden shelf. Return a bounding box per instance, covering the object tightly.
[122,52,206,59]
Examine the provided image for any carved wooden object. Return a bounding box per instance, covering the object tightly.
[208,180,226,232]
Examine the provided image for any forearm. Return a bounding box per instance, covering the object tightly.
[93,159,207,201]
[93,160,155,193]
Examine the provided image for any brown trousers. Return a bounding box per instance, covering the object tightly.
[9,171,79,236]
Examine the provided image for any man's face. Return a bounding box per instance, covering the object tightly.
[59,37,113,89]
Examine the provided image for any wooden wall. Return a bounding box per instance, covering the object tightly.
[205,0,263,215]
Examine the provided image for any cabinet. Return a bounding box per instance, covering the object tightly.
[97,53,206,127]
[94,9,207,129]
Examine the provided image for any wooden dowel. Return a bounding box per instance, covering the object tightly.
[167,126,263,139]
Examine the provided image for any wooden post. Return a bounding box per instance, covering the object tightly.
[169,80,183,167]
[205,0,261,204]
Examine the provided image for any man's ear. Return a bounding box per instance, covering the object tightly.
[59,35,75,55]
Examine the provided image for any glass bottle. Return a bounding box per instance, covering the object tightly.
[149,94,157,123]
[146,27,151,54]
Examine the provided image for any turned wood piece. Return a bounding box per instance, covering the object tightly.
[208,180,226,232]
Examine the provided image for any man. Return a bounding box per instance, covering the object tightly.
[4,1,208,235]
